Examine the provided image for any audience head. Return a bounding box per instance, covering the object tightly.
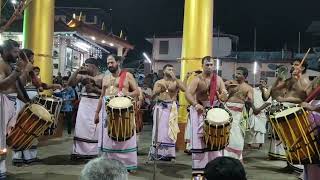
[80,157,128,180]
[204,157,247,180]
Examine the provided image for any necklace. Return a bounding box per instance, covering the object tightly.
[164,80,170,93]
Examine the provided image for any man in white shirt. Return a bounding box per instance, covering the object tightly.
[247,78,271,149]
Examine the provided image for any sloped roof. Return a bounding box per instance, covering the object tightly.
[67,19,134,50]
[3,18,134,50]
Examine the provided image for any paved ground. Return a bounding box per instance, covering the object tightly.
[5,125,300,180]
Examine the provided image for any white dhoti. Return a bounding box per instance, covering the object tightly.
[224,102,245,160]
[0,94,17,180]
[72,96,100,159]
[189,101,221,174]
[99,97,138,171]
[184,114,191,151]
[12,90,39,164]
[247,112,267,145]
[267,101,286,160]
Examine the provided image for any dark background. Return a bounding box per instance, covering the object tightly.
[5,0,320,59]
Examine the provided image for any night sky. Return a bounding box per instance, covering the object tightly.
[56,0,320,58]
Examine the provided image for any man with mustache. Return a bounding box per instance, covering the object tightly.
[223,67,254,161]
[150,64,186,162]
[68,58,103,160]
[0,39,33,179]
[94,54,139,173]
[185,56,228,176]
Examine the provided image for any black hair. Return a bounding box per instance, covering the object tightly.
[108,54,122,62]
[204,157,247,180]
[33,66,40,71]
[292,59,308,74]
[202,56,213,64]
[20,49,34,61]
[85,58,99,67]
[0,39,19,55]
[163,64,173,70]
[62,76,69,81]
[236,67,249,78]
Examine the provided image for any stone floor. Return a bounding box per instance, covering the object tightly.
[5,125,300,180]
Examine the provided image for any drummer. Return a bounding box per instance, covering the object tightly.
[185,56,228,176]
[11,49,62,167]
[68,58,104,160]
[94,54,139,172]
[223,67,255,161]
[150,64,186,162]
[0,40,33,179]
[260,65,287,161]
[264,60,310,175]
[276,60,310,174]
[301,71,320,180]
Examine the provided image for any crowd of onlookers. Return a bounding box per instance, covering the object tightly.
[80,156,247,180]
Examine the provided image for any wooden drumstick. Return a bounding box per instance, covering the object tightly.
[299,48,311,67]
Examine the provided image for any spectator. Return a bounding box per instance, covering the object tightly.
[204,157,247,180]
[67,71,72,78]
[80,157,128,180]
[55,72,63,84]
[54,76,76,134]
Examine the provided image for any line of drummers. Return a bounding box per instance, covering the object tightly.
[182,57,320,180]
[147,55,320,180]
[1,39,320,179]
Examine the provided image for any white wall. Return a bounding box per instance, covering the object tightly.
[152,38,182,61]
[152,37,232,61]
[151,36,233,76]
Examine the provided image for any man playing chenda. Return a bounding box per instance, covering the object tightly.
[185,56,228,176]
[95,54,139,172]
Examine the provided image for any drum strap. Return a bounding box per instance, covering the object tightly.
[209,73,217,106]
[118,70,127,92]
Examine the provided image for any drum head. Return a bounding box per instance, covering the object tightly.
[108,96,132,109]
[38,95,62,102]
[29,104,53,122]
[274,106,302,119]
[206,108,231,125]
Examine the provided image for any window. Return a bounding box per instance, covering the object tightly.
[84,15,97,24]
[159,41,169,54]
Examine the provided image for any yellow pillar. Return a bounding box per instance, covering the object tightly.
[177,0,214,150]
[23,0,55,85]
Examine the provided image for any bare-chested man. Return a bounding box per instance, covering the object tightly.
[300,59,320,180]
[68,58,103,160]
[185,56,227,176]
[0,40,33,179]
[94,54,139,172]
[12,49,62,167]
[264,60,310,174]
[150,64,186,162]
[259,65,288,160]
[223,67,254,161]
